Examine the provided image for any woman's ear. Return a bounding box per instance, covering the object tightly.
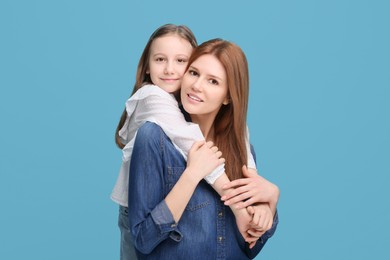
[223,97,230,105]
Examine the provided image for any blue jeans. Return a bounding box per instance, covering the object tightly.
[118,206,137,260]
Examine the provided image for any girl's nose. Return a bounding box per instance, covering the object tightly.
[164,61,174,74]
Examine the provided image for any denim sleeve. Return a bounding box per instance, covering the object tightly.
[127,122,182,254]
[245,145,279,257]
[246,210,279,258]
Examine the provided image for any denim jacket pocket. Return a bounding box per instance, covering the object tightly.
[167,166,211,211]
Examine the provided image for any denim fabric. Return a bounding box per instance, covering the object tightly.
[118,206,138,260]
[127,122,278,260]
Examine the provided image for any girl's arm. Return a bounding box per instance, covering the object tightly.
[121,85,227,188]
[125,86,268,239]
[165,140,225,222]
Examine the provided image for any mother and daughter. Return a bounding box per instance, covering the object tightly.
[111,24,280,259]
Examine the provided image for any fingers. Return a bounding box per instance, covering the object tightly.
[248,241,257,249]
[242,165,259,177]
[190,140,205,152]
[245,235,259,243]
[222,178,251,190]
[247,228,264,238]
[223,190,254,206]
[233,201,247,210]
[210,145,218,153]
[204,141,223,158]
[221,182,252,200]
[251,207,262,226]
[249,205,273,233]
[219,157,225,164]
[205,141,214,148]
[247,205,254,215]
[242,165,249,177]
[239,197,258,209]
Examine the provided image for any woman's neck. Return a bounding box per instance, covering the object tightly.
[191,114,215,141]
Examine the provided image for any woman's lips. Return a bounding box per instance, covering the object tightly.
[187,93,203,102]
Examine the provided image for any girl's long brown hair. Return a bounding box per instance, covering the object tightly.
[115,24,197,148]
[186,39,250,180]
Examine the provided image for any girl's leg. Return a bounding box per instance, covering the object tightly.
[118,206,137,260]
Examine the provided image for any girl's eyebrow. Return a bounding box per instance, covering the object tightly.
[151,53,166,56]
[176,54,189,58]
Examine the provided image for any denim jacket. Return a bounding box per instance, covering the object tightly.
[128,122,278,260]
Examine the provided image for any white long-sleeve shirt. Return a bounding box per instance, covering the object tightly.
[111,84,256,207]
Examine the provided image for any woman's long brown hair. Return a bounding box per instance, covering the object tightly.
[114,24,197,148]
[186,39,250,180]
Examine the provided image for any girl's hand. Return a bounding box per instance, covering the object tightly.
[245,203,274,249]
[186,141,225,182]
[247,203,273,236]
[221,166,279,213]
[232,207,258,247]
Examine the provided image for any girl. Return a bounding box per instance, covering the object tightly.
[127,38,278,259]
[111,24,278,259]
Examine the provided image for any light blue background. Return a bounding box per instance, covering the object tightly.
[1,0,389,259]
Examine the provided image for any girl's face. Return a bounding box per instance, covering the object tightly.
[147,34,193,93]
[181,54,229,123]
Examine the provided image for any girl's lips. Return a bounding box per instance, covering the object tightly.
[161,78,178,83]
[187,93,203,102]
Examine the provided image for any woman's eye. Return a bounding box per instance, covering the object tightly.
[209,79,219,85]
[189,70,198,76]
[155,57,165,62]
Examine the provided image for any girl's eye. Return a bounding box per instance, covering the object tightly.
[155,57,165,62]
[177,58,188,63]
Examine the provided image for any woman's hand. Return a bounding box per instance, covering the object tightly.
[221,166,279,214]
[186,141,225,182]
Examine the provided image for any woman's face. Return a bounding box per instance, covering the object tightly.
[181,54,229,122]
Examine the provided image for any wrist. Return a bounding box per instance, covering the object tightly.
[270,185,280,206]
[231,205,247,217]
[182,168,203,186]
[269,185,279,216]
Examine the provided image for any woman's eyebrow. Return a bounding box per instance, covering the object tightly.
[208,74,223,81]
[189,65,223,81]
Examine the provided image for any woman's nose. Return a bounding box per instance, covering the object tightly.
[191,78,202,92]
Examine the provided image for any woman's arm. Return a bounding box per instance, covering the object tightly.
[221,166,280,215]
[128,123,224,254]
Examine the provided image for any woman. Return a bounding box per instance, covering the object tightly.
[127,39,278,259]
